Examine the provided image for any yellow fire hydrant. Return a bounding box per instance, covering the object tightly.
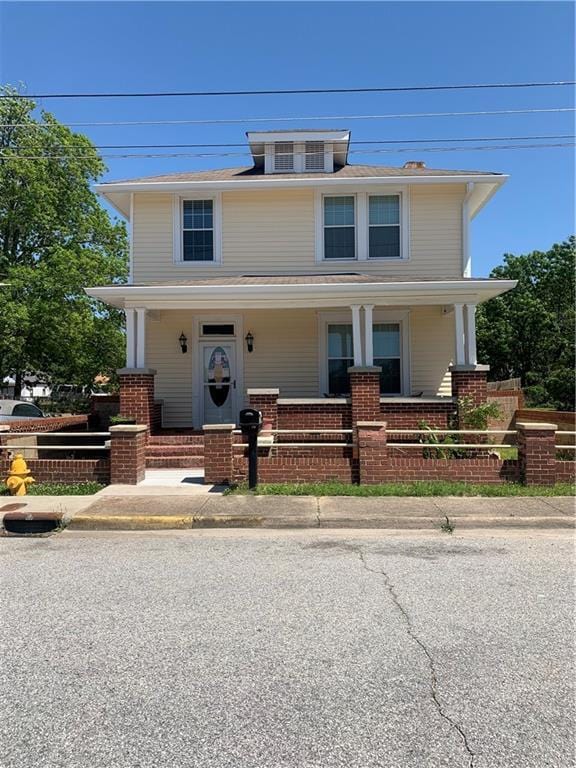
[5,454,35,496]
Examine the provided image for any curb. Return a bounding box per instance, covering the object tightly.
[64,514,574,531]
[67,514,265,531]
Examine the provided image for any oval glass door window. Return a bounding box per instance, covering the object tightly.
[207,346,231,407]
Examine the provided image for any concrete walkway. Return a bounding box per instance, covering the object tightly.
[2,493,572,532]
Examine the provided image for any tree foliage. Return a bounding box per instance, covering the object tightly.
[0,85,127,396]
[477,237,575,411]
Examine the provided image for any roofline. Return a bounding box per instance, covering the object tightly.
[96,173,507,195]
[85,278,517,309]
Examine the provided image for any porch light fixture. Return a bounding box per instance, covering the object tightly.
[245,331,254,353]
[179,332,188,354]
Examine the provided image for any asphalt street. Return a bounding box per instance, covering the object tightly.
[1,528,574,768]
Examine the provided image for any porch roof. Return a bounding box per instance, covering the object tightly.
[86,274,516,309]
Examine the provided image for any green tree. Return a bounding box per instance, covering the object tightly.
[0,86,127,397]
[477,237,575,411]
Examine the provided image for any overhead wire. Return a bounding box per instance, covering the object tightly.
[3,142,574,161]
[0,106,574,129]
[5,80,575,99]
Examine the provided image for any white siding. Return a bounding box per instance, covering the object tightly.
[410,306,454,397]
[131,185,465,283]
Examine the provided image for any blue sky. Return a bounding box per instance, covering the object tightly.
[1,1,574,275]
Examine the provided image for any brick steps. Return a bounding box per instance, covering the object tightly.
[146,456,204,469]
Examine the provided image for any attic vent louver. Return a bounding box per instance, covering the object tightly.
[305,141,325,171]
[274,142,294,171]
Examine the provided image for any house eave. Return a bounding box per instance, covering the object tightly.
[86,278,517,310]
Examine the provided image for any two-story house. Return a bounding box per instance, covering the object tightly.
[87,129,516,445]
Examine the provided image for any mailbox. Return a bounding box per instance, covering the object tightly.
[238,408,262,490]
[239,408,262,435]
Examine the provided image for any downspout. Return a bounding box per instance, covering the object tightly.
[128,192,134,284]
[462,182,474,278]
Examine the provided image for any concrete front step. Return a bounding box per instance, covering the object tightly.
[146,456,204,469]
[147,444,204,457]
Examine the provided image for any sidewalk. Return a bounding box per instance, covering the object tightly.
[2,492,572,532]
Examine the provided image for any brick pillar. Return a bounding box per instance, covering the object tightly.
[203,424,235,485]
[110,425,148,485]
[247,389,279,431]
[118,368,157,430]
[348,366,382,425]
[449,364,489,428]
[517,421,557,486]
[356,421,388,485]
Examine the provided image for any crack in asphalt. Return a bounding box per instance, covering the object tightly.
[315,498,321,527]
[357,549,476,768]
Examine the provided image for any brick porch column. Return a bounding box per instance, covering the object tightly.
[117,368,157,430]
[203,424,235,485]
[356,421,387,485]
[348,366,382,425]
[517,421,557,486]
[110,424,148,485]
[247,388,279,431]
[449,364,489,427]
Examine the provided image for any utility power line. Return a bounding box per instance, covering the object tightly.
[4,80,575,99]
[1,106,574,129]
[4,142,574,161]
[33,134,576,151]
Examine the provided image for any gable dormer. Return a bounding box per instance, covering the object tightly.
[247,130,350,174]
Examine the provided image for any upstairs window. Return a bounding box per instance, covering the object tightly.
[305,141,325,171]
[369,195,401,259]
[183,199,214,261]
[323,196,356,260]
[274,142,294,172]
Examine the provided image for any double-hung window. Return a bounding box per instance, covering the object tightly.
[327,324,354,395]
[373,322,401,393]
[325,320,403,395]
[323,196,356,260]
[368,195,401,259]
[183,199,214,262]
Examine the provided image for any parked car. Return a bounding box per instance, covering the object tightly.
[0,400,45,422]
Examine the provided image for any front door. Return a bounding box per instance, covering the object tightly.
[201,342,236,424]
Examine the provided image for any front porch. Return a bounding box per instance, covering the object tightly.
[85,274,516,462]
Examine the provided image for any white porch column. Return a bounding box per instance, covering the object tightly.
[465,304,477,366]
[363,304,374,367]
[135,308,146,368]
[125,308,136,368]
[454,303,466,365]
[350,304,363,366]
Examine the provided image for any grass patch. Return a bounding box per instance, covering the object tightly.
[226,480,575,497]
[1,482,105,496]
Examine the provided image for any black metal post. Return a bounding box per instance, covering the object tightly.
[247,431,258,490]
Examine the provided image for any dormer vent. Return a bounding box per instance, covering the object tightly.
[305,141,325,171]
[274,142,294,171]
[247,130,350,174]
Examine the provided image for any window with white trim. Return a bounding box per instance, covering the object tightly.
[323,196,356,260]
[327,324,354,395]
[183,199,214,261]
[369,195,401,259]
[373,322,401,393]
[325,321,402,395]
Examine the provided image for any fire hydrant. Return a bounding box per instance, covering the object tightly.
[5,454,35,496]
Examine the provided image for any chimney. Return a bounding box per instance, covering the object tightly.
[403,161,426,169]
